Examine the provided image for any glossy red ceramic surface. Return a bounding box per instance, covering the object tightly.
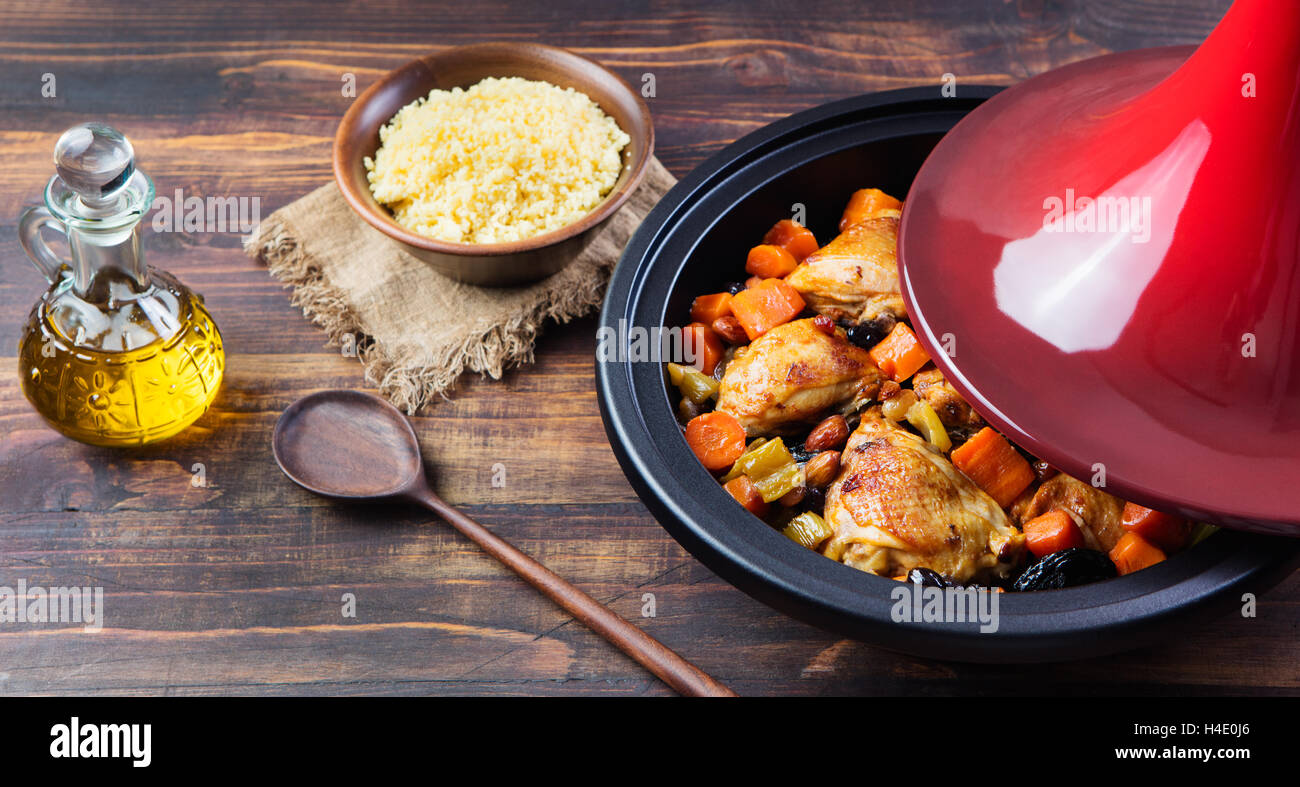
[898,0,1300,534]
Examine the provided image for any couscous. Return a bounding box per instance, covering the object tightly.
[364,76,630,244]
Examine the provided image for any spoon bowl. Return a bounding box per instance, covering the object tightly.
[273,390,423,500]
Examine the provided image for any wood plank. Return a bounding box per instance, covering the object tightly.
[2,504,1293,694]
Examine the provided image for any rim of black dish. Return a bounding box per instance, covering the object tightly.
[596,86,1300,662]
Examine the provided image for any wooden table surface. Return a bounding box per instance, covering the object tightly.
[2,0,1294,697]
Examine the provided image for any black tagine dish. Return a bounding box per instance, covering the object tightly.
[596,87,1300,662]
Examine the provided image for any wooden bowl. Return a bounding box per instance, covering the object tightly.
[333,42,654,287]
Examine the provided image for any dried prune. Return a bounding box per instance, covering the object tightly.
[947,424,984,447]
[1031,460,1058,482]
[802,486,826,515]
[906,567,950,587]
[788,444,818,463]
[842,322,884,350]
[1011,548,1117,592]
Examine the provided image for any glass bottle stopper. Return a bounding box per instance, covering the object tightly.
[52,122,136,214]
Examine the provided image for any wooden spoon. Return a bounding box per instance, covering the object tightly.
[272,389,736,697]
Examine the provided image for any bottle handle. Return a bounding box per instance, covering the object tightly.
[19,206,71,284]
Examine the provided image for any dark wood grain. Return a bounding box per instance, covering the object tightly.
[272,389,734,695]
[5,0,1293,697]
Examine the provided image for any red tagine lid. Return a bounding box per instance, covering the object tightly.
[898,0,1300,535]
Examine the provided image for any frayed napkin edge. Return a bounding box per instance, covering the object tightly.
[244,213,612,415]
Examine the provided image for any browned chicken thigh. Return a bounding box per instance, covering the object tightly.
[785,215,906,325]
[715,318,881,436]
[1017,473,1127,551]
[912,368,985,429]
[822,409,1025,583]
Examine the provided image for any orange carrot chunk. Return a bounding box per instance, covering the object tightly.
[682,322,725,375]
[840,188,903,231]
[1121,502,1191,552]
[690,292,733,325]
[868,322,931,382]
[1023,509,1086,558]
[1109,532,1167,576]
[723,474,770,516]
[745,244,799,279]
[730,278,806,341]
[685,411,747,472]
[950,427,1035,508]
[762,219,819,261]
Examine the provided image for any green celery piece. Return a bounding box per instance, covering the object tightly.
[721,437,792,483]
[783,512,832,550]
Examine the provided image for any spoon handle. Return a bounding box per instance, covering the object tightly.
[411,487,737,697]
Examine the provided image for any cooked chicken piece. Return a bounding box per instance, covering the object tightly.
[785,215,906,324]
[1007,485,1040,525]
[1017,473,1127,551]
[716,318,881,436]
[912,368,984,429]
[822,409,1025,583]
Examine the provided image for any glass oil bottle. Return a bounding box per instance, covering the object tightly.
[17,123,224,446]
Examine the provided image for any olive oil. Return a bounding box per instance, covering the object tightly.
[19,279,224,447]
[16,123,225,446]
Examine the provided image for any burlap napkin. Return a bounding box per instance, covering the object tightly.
[245,157,675,414]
